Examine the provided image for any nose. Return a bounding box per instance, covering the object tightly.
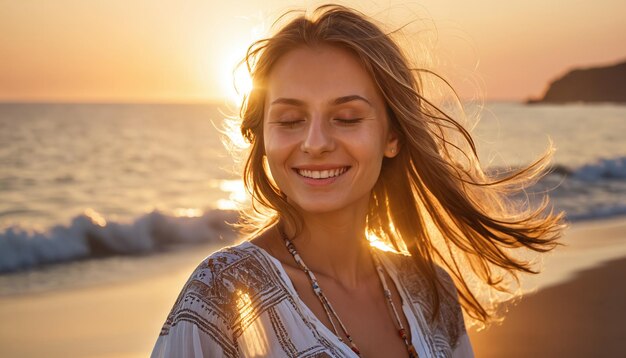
[300,116,335,155]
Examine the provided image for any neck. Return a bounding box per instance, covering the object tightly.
[281,206,376,289]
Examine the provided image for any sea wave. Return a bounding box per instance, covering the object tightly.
[489,156,626,181]
[469,156,626,223]
[548,157,626,181]
[0,209,238,273]
[564,204,626,222]
[506,156,626,222]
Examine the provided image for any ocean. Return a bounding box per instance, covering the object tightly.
[1,102,625,293]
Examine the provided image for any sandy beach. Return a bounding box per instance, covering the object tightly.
[469,257,626,357]
[1,217,625,357]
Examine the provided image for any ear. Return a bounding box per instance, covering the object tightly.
[383,130,400,158]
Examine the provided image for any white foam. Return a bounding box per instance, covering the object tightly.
[571,156,626,181]
[566,204,626,222]
[0,209,238,273]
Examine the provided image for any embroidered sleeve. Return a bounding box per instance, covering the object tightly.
[151,255,240,358]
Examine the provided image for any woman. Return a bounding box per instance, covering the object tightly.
[152,4,564,358]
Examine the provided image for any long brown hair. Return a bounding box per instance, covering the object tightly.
[236,4,565,326]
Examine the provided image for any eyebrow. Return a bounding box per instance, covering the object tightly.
[270,95,372,107]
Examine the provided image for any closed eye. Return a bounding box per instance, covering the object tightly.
[276,119,305,128]
[334,118,363,125]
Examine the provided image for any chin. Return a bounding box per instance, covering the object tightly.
[289,196,367,216]
[295,203,343,215]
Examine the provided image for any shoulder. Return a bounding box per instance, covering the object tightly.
[177,241,259,300]
[155,241,285,356]
[188,241,261,287]
[153,243,251,357]
[378,250,467,350]
[159,241,278,335]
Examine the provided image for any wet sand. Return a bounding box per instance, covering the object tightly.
[469,257,626,357]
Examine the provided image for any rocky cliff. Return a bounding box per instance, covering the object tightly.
[528,60,626,104]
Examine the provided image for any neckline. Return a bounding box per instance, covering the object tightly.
[239,240,425,357]
[240,241,356,355]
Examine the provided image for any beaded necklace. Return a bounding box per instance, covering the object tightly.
[281,233,419,357]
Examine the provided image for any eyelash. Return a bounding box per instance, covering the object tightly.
[334,118,363,124]
[274,117,363,128]
[277,119,304,128]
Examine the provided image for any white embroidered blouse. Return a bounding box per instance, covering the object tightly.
[151,241,475,358]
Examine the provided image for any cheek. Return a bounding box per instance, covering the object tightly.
[263,131,296,175]
[351,130,388,158]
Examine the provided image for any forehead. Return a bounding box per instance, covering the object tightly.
[265,44,381,104]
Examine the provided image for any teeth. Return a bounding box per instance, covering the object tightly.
[298,167,347,179]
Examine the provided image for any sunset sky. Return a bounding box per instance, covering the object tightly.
[1,0,624,102]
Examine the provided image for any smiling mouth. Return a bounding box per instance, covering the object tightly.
[295,167,350,179]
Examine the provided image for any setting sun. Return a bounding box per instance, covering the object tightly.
[214,14,267,104]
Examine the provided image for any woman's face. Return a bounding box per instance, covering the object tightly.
[263,44,398,215]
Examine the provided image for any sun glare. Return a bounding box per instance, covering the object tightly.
[215,179,249,210]
[367,231,398,253]
[217,14,266,105]
[174,208,203,218]
[232,66,253,102]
